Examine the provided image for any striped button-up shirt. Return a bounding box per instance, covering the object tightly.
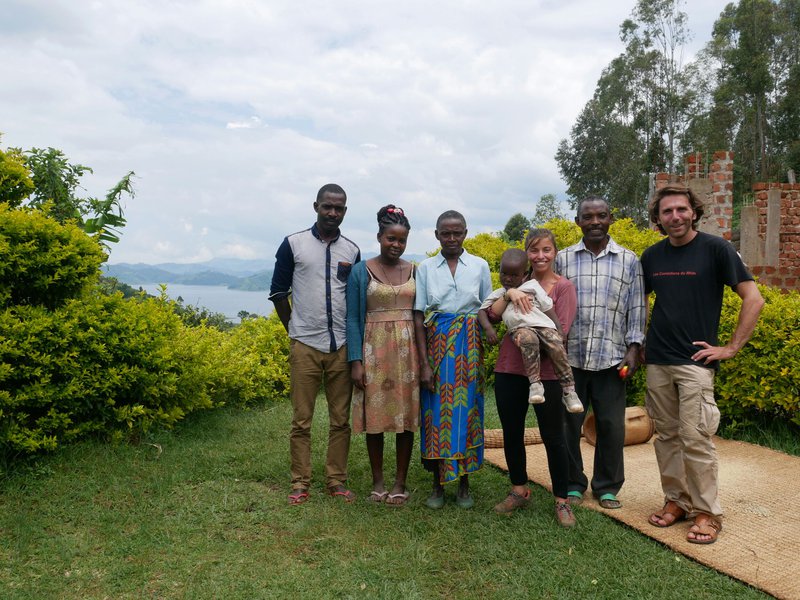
[554,237,645,371]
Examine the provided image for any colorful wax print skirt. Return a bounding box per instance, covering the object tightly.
[420,312,485,484]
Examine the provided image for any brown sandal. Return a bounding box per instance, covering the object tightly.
[649,501,687,528]
[687,513,722,544]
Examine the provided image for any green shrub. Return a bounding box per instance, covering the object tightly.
[716,285,800,427]
[0,292,219,454]
[0,204,105,309]
[463,232,513,272]
[0,292,292,455]
[541,218,583,250]
[214,313,291,406]
[607,218,664,256]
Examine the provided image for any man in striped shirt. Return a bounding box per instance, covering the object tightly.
[554,196,646,509]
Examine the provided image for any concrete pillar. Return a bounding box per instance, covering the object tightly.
[740,204,762,266]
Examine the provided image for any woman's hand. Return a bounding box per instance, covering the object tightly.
[420,363,435,392]
[507,288,532,313]
[351,361,366,390]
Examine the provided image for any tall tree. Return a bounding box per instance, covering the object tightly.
[532,193,566,225]
[503,212,530,243]
[556,0,693,224]
[683,0,800,207]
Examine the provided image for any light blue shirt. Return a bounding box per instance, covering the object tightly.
[414,250,492,315]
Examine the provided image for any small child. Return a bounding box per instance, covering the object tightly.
[478,248,583,413]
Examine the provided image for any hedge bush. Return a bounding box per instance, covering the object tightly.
[0,292,292,455]
[0,204,105,309]
[1,206,292,456]
[716,285,800,427]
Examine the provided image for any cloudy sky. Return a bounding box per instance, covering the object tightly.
[1,0,723,264]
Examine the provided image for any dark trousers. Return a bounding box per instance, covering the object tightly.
[494,373,569,498]
[565,367,626,497]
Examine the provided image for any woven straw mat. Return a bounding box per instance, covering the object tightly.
[484,430,800,600]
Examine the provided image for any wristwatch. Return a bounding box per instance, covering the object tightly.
[502,289,510,302]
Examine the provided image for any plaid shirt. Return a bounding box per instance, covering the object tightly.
[554,237,645,371]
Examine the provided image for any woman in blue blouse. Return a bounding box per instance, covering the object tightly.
[413,210,492,509]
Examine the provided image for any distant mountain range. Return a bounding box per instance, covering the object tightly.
[104,254,431,291]
[104,258,274,291]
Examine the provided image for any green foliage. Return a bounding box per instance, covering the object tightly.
[83,171,134,247]
[463,232,516,272]
[210,313,291,406]
[0,207,291,457]
[25,147,92,223]
[0,292,201,453]
[607,218,665,256]
[715,285,800,427]
[0,204,106,310]
[541,218,583,251]
[502,213,530,244]
[0,292,292,456]
[19,146,135,248]
[0,146,34,208]
[532,193,565,226]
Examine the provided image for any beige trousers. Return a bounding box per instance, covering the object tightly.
[289,340,352,490]
[645,364,722,518]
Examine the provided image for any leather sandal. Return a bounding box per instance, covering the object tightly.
[649,501,687,528]
[687,513,722,545]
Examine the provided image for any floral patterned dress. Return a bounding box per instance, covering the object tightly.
[351,267,419,434]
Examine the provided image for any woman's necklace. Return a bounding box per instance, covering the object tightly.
[376,260,403,299]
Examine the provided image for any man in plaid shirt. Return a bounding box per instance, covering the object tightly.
[554,196,646,509]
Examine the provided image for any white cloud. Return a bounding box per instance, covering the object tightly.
[226,116,263,130]
[0,0,723,263]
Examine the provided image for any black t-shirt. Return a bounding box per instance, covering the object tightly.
[641,232,753,368]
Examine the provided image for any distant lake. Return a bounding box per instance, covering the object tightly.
[138,284,272,323]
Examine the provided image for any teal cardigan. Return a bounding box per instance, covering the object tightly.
[345,261,370,363]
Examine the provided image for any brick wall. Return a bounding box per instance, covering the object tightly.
[654,151,734,240]
[750,183,800,291]
[654,151,800,292]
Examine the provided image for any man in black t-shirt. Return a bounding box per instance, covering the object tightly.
[641,184,764,545]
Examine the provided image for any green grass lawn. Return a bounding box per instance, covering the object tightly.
[0,396,777,599]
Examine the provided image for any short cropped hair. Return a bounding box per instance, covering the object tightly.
[500,248,528,270]
[317,183,347,202]
[436,210,466,229]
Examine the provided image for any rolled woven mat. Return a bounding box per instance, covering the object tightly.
[484,427,542,448]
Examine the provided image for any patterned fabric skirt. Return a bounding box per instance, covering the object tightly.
[420,312,484,484]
